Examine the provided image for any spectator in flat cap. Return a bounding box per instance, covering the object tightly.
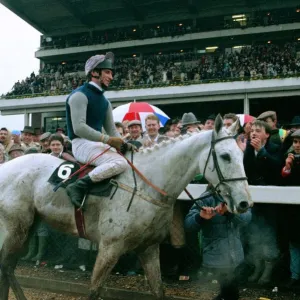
[21,126,37,151]
[203,114,216,130]
[8,144,24,160]
[181,112,200,133]
[127,120,143,142]
[257,111,283,145]
[39,132,52,153]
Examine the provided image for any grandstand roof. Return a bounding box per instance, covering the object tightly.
[2,0,295,36]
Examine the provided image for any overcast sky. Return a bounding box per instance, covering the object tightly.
[0,4,41,129]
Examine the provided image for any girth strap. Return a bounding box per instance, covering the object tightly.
[110,179,171,209]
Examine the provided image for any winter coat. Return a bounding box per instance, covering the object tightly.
[184,195,251,269]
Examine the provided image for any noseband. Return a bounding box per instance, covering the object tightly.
[195,132,247,203]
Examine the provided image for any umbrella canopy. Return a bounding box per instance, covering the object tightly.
[113,102,170,130]
[237,114,255,126]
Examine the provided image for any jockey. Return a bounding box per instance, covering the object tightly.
[65,52,128,207]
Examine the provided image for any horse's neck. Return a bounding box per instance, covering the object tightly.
[125,131,211,202]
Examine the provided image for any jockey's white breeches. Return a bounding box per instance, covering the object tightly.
[72,138,127,182]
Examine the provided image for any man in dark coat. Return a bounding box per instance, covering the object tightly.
[243,120,282,285]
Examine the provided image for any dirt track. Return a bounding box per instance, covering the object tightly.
[13,264,300,299]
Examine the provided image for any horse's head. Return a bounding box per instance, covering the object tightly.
[199,114,253,213]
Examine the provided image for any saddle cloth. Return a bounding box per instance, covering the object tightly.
[48,161,114,197]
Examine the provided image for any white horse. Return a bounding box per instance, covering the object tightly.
[0,115,251,300]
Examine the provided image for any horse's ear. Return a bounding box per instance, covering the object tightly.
[214,114,223,134]
[228,119,240,135]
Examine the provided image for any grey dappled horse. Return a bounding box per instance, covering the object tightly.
[0,115,251,300]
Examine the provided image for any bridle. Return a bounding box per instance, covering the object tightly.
[192,131,248,204]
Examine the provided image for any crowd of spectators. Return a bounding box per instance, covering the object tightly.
[39,8,300,50]
[3,41,300,98]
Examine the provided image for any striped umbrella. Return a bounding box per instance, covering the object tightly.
[113,102,170,130]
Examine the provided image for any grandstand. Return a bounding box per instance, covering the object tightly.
[1,0,300,131]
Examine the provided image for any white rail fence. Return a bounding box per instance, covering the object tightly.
[0,185,298,249]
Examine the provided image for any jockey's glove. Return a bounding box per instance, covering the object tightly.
[107,137,124,150]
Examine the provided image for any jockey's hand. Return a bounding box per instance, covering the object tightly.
[107,137,124,150]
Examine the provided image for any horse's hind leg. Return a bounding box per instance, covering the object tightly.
[0,225,31,300]
[138,244,165,300]
[0,265,9,300]
[89,244,122,300]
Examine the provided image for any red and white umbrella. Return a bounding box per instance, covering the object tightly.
[113,102,170,131]
[237,114,255,126]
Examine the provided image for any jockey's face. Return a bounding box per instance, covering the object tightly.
[50,140,63,155]
[293,138,300,154]
[22,132,33,144]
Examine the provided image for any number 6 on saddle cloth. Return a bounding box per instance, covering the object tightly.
[48,161,114,198]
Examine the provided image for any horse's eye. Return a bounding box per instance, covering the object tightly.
[220,153,231,162]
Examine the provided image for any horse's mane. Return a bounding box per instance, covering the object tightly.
[138,131,209,155]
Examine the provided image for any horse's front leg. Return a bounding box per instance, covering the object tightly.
[89,244,122,300]
[138,244,165,300]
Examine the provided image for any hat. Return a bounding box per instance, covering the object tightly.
[205,114,216,121]
[291,129,300,138]
[8,144,24,154]
[257,111,277,121]
[56,128,65,133]
[85,52,114,75]
[181,113,200,126]
[24,147,39,155]
[288,116,300,127]
[21,126,35,135]
[11,130,21,136]
[128,120,142,127]
[39,132,51,141]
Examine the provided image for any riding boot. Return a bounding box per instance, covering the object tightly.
[21,236,37,261]
[248,259,263,283]
[31,236,48,262]
[258,260,276,285]
[66,175,94,208]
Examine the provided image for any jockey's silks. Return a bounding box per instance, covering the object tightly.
[66,83,108,140]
